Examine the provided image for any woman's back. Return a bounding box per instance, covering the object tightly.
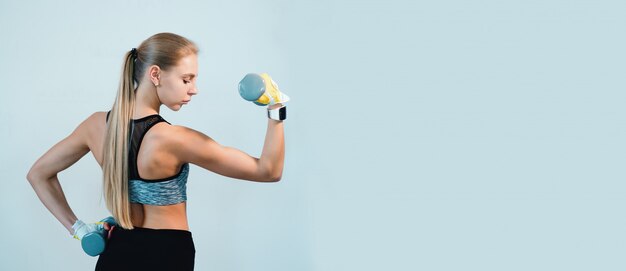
[89,111,190,230]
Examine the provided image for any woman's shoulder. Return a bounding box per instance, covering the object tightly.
[64,111,108,149]
[149,123,217,157]
[150,122,199,142]
[75,111,108,132]
[79,111,109,124]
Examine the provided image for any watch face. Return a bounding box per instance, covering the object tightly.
[268,106,286,120]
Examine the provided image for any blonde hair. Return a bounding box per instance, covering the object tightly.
[103,33,198,229]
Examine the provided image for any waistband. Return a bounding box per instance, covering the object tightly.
[113,226,192,237]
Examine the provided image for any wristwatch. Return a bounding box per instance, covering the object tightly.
[268,105,287,121]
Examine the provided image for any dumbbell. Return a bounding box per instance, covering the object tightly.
[82,216,117,257]
[238,73,289,106]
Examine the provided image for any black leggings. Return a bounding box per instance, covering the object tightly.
[95,226,195,271]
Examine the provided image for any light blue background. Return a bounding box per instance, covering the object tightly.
[1,0,624,270]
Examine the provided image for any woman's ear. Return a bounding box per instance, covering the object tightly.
[149,65,161,86]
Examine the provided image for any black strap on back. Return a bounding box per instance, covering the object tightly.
[104,110,171,180]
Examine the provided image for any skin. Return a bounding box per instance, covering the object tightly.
[26,53,285,235]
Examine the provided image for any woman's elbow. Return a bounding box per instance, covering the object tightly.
[269,173,282,182]
[259,171,282,183]
[26,164,51,183]
[264,169,283,182]
[256,162,282,182]
[26,167,40,183]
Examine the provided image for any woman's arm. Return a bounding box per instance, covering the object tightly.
[26,114,94,234]
[171,107,285,182]
[259,115,285,181]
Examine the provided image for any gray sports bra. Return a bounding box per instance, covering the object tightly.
[107,111,189,205]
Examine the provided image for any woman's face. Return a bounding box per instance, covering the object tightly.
[157,54,199,111]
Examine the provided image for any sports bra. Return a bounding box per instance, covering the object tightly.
[106,111,189,206]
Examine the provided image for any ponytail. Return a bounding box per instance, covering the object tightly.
[103,49,136,229]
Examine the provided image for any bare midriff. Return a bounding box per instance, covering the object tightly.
[130,202,189,231]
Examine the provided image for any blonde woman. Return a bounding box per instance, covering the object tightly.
[26,32,286,270]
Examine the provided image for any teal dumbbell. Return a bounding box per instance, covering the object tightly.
[82,216,117,257]
[238,73,289,106]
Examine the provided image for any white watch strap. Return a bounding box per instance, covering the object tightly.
[268,105,287,120]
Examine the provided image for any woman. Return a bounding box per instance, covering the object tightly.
[26,32,287,270]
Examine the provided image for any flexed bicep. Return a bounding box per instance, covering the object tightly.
[171,126,275,182]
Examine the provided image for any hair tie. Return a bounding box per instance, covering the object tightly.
[130,48,137,59]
